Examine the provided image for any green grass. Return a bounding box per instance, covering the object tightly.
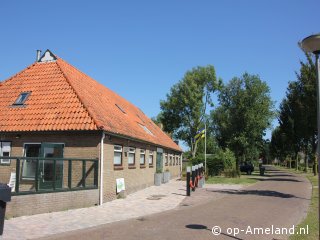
[289,172,319,240]
[206,175,258,185]
[276,166,319,239]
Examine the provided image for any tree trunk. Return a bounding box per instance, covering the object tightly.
[304,154,308,172]
[314,155,318,176]
[192,141,198,158]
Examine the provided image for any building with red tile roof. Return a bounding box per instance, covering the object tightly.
[0,50,182,217]
[0,50,181,152]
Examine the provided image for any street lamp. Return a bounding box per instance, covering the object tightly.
[299,33,320,237]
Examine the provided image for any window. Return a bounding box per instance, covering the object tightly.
[138,123,153,136]
[164,153,168,165]
[13,92,30,105]
[22,144,41,179]
[169,155,173,166]
[22,143,64,181]
[0,142,11,164]
[149,151,154,165]
[140,149,145,165]
[114,145,123,165]
[128,147,135,165]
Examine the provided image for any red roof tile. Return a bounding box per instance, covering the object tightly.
[0,52,182,152]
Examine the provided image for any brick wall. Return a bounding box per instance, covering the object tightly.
[6,189,99,218]
[0,131,182,216]
[0,131,100,190]
[0,132,100,218]
[102,135,182,202]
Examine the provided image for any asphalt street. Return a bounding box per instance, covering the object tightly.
[41,166,312,240]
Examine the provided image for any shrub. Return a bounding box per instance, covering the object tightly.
[223,169,239,178]
[191,148,237,177]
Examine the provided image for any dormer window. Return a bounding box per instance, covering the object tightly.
[13,92,30,105]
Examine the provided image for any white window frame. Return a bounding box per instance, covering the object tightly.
[149,151,154,165]
[0,141,12,164]
[114,145,123,166]
[22,143,41,180]
[140,149,145,165]
[128,147,135,165]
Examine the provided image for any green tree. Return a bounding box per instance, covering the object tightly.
[270,126,290,163]
[275,54,317,172]
[159,65,221,157]
[212,73,275,170]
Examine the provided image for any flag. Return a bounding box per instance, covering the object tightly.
[194,128,205,142]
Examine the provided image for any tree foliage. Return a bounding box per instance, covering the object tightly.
[212,73,275,169]
[159,65,221,157]
[271,54,317,165]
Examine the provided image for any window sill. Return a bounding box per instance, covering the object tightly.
[21,178,35,181]
[149,165,153,168]
[140,165,146,168]
[128,165,136,169]
[0,163,11,166]
[114,166,124,170]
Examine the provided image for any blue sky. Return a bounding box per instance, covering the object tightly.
[0,1,319,146]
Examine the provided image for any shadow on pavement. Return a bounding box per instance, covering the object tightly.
[185,224,208,230]
[249,178,302,182]
[208,189,307,199]
[185,224,244,240]
[268,174,295,177]
[265,169,281,172]
[171,193,186,196]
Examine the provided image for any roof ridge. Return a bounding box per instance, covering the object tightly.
[55,59,102,130]
[0,62,37,85]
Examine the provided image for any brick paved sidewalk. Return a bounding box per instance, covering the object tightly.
[1,179,243,240]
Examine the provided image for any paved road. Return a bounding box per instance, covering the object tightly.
[41,166,312,240]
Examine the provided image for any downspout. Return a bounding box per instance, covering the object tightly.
[99,131,105,206]
[180,153,183,177]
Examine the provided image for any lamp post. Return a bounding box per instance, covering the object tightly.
[299,33,320,237]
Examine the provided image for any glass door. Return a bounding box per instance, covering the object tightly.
[39,143,64,190]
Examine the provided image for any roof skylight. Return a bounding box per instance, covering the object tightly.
[138,123,153,136]
[115,104,126,114]
[13,92,30,105]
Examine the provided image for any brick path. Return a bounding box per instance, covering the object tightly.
[0,179,243,240]
[38,166,312,240]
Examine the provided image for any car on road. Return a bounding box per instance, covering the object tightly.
[240,162,254,175]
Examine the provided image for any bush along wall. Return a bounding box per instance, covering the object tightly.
[191,148,238,177]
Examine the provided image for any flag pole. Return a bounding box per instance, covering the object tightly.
[204,122,207,174]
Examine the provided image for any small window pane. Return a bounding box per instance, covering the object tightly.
[128,153,135,165]
[140,152,145,165]
[114,152,122,165]
[114,145,122,165]
[0,142,11,164]
[114,145,122,152]
[149,155,153,165]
